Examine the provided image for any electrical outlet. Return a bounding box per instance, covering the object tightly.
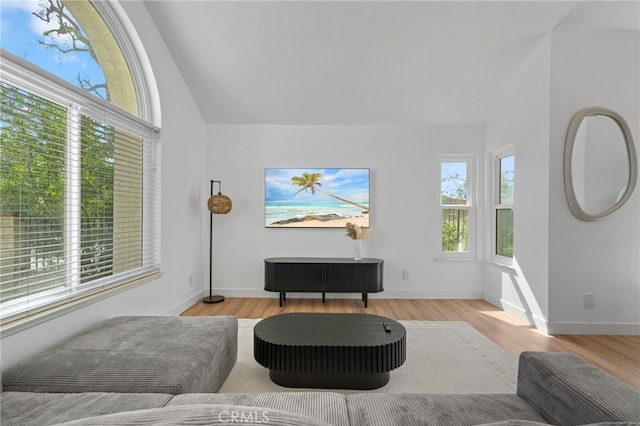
[584,294,594,308]
[402,270,409,280]
[189,274,193,286]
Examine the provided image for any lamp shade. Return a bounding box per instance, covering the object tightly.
[208,193,232,214]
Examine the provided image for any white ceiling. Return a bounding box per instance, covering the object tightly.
[143,1,639,125]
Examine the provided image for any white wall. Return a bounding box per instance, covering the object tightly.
[1,2,207,369]
[548,31,640,334]
[483,36,552,332]
[483,29,640,336]
[206,125,485,300]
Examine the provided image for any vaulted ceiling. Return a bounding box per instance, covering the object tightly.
[143,1,639,125]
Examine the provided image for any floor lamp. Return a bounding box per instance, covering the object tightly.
[204,180,232,304]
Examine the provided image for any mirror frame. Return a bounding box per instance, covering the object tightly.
[564,107,638,221]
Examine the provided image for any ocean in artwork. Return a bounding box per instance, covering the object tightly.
[265,168,370,227]
[265,200,369,226]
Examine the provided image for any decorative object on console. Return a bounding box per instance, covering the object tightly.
[346,222,370,261]
[204,180,231,304]
[353,239,362,261]
[345,222,370,239]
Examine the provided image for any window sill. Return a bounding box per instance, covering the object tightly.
[434,257,479,264]
[0,271,162,338]
[484,259,515,270]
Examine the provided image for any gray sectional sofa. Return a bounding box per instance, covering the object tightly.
[2,316,239,395]
[1,316,639,425]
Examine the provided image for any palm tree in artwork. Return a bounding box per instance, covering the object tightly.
[291,172,369,212]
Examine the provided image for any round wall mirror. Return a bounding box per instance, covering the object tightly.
[564,107,638,221]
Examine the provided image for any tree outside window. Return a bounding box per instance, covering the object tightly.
[439,156,475,259]
[494,152,515,259]
[0,0,154,321]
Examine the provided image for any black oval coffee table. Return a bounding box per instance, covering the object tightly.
[254,313,406,389]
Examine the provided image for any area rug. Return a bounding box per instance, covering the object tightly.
[219,319,517,394]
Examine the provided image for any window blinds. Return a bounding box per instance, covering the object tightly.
[0,53,160,323]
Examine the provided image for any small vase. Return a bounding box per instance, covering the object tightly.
[353,239,362,261]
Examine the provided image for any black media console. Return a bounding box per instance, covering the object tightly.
[264,257,384,307]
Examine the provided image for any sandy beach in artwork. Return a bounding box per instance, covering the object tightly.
[265,168,370,227]
[268,215,369,228]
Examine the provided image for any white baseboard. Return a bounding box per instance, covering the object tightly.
[483,294,549,334]
[206,288,484,300]
[547,322,640,335]
[171,289,206,315]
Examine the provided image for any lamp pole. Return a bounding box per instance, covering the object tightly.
[204,180,225,304]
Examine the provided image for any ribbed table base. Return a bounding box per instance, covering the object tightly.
[270,370,390,390]
[254,313,406,390]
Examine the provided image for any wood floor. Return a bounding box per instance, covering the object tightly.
[182,297,640,390]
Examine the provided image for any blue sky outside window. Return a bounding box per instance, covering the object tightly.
[1,0,106,99]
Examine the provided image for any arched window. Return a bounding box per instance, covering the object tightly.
[0,0,160,326]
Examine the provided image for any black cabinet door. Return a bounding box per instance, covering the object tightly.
[324,263,383,293]
[265,263,324,292]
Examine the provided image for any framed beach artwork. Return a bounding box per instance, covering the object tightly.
[265,168,370,228]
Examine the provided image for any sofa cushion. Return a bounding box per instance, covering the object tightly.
[473,422,551,426]
[168,391,349,426]
[346,393,549,426]
[2,316,238,394]
[476,423,640,426]
[50,404,333,425]
[0,392,172,426]
[517,352,640,426]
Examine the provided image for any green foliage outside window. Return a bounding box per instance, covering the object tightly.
[496,209,513,257]
[0,83,116,303]
[0,83,68,300]
[442,209,469,252]
[79,115,115,282]
[496,155,514,258]
[0,1,117,304]
[441,163,469,253]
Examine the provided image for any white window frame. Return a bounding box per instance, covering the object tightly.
[0,0,161,333]
[0,51,161,326]
[490,145,514,266]
[437,154,476,261]
[92,0,160,126]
